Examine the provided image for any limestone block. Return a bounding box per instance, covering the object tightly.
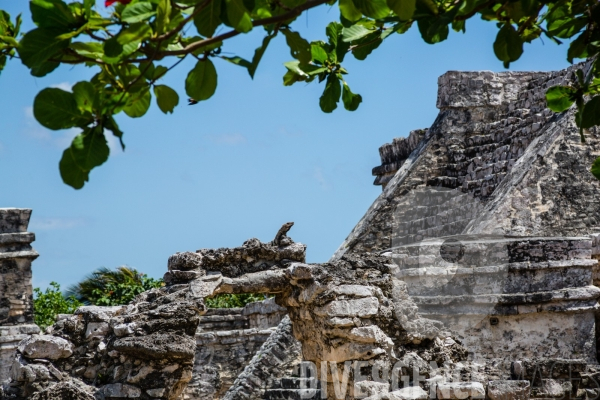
[327,317,355,327]
[388,386,429,400]
[354,381,390,397]
[18,335,73,360]
[487,380,530,400]
[313,297,379,318]
[147,388,166,397]
[322,342,385,362]
[113,322,137,337]
[102,383,142,398]
[113,332,195,361]
[436,382,485,399]
[189,274,223,299]
[74,306,124,322]
[347,326,393,345]
[29,380,96,400]
[536,379,564,398]
[168,251,204,271]
[333,285,374,297]
[85,322,110,340]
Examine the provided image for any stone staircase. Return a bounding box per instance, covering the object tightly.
[264,368,322,400]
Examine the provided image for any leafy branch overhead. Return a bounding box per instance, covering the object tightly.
[1,0,600,188]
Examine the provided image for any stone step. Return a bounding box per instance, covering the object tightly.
[264,388,321,400]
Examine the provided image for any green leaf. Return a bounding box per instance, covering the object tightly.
[103,116,125,150]
[156,0,171,35]
[225,0,253,33]
[351,32,382,60]
[581,96,600,129]
[339,0,362,22]
[153,84,179,114]
[84,0,94,19]
[591,157,600,180]
[123,87,151,118]
[493,23,523,68]
[246,33,274,78]
[417,17,449,44]
[319,74,341,113]
[222,55,252,68]
[30,60,60,77]
[33,88,91,130]
[352,0,390,19]
[103,36,123,58]
[342,24,374,42]
[325,22,350,62]
[311,42,328,64]
[387,0,416,20]
[285,61,326,77]
[283,69,302,86]
[342,82,362,111]
[547,16,586,39]
[545,86,576,112]
[284,60,308,76]
[185,59,218,101]
[30,0,77,32]
[326,22,341,49]
[59,127,109,189]
[121,2,156,24]
[282,29,311,64]
[70,41,103,58]
[117,23,152,45]
[567,32,588,63]
[72,81,96,113]
[153,65,168,80]
[194,0,222,37]
[18,28,69,69]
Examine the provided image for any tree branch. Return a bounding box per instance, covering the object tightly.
[152,0,212,43]
[159,0,329,57]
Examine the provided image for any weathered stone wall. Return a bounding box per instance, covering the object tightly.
[0,208,40,383]
[183,298,288,399]
[2,286,203,399]
[334,63,600,258]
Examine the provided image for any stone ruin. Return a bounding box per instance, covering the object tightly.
[3,61,600,400]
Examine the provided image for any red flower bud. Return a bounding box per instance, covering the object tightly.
[105,0,132,6]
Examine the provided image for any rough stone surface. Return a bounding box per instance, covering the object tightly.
[3,284,203,399]
[17,335,73,360]
[487,380,530,400]
[0,209,40,383]
[436,382,485,399]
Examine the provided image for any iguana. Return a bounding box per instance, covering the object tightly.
[272,222,294,247]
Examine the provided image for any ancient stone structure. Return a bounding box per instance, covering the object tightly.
[0,209,40,383]
[5,62,600,400]
[183,298,289,399]
[2,283,204,399]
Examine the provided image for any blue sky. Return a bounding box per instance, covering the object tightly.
[1,2,572,290]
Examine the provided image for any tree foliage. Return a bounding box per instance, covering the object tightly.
[204,293,269,308]
[1,0,600,187]
[65,266,164,306]
[33,282,83,330]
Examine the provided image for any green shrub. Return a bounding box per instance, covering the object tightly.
[33,282,82,330]
[65,266,164,306]
[204,293,269,308]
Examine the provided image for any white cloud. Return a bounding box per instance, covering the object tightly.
[29,217,86,231]
[207,133,247,146]
[51,82,73,92]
